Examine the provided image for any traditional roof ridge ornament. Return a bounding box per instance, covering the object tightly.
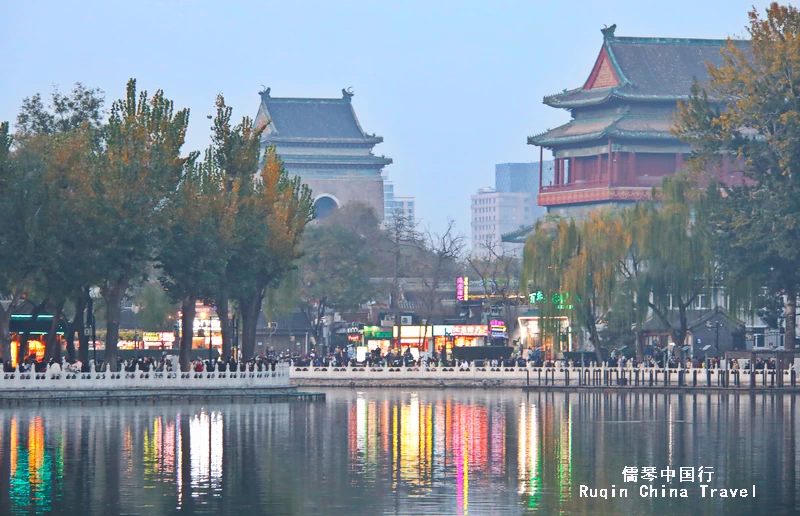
[342,87,355,101]
[259,86,271,97]
[601,24,617,40]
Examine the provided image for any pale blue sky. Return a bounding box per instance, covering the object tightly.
[1,0,771,235]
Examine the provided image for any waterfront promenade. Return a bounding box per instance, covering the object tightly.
[0,362,325,402]
[290,363,800,391]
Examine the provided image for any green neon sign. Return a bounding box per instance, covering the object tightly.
[529,291,580,310]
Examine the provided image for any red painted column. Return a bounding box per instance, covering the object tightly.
[676,152,684,172]
[607,139,613,184]
[631,152,637,186]
[539,146,544,191]
[596,154,602,182]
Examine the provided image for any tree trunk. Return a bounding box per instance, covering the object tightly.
[218,287,232,361]
[44,298,65,362]
[19,301,46,361]
[785,285,796,350]
[239,292,263,360]
[103,283,126,372]
[635,330,645,363]
[0,309,11,366]
[179,296,196,372]
[76,289,90,365]
[66,292,87,363]
[586,301,604,365]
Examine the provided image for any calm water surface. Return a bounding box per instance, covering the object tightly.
[0,389,797,515]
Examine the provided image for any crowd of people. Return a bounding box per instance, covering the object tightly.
[3,354,281,373]
[4,349,788,374]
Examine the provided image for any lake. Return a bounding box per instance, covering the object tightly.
[0,389,796,515]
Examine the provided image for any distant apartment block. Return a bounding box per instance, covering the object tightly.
[470,162,551,258]
[383,175,415,226]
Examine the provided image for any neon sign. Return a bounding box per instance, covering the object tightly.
[529,291,580,310]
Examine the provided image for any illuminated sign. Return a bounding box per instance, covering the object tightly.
[451,325,489,337]
[143,332,175,343]
[529,291,580,310]
[457,277,465,301]
[490,319,507,338]
[463,277,469,301]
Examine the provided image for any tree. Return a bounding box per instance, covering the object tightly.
[228,147,313,359]
[1,83,106,365]
[467,242,524,346]
[382,209,422,349]
[522,214,612,365]
[157,153,233,370]
[296,206,379,349]
[637,177,716,358]
[417,220,464,347]
[674,2,800,348]
[91,79,191,370]
[207,95,267,360]
[0,121,32,362]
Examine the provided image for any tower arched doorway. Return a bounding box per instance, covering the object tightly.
[313,195,340,220]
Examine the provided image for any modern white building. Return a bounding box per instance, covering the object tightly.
[470,162,551,258]
[383,174,415,225]
[471,188,534,258]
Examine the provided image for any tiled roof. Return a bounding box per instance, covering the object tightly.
[529,114,680,146]
[544,28,750,108]
[501,224,535,244]
[279,154,393,166]
[258,91,376,140]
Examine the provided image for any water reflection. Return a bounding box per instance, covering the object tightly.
[0,391,796,515]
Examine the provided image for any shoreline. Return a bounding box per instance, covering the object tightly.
[0,386,325,405]
[292,379,800,394]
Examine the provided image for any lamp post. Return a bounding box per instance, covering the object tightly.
[706,320,722,354]
[207,319,212,362]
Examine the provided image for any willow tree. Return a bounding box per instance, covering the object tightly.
[522,214,619,364]
[93,79,191,370]
[230,147,313,359]
[615,203,655,361]
[640,177,716,357]
[674,3,800,349]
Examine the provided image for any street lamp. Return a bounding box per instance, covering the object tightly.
[207,319,212,362]
[706,321,722,353]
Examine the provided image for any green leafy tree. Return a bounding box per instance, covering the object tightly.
[207,95,266,360]
[674,2,800,348]
[229,147,313,359]
[158,152,234,370]
[92,79,191,370]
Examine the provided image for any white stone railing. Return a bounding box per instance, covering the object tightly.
[0,363,291,390]
[289,363,799,389]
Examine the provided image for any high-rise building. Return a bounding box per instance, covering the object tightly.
[470,162,550,258]
[393,197,415,225]
[383,174,415,226]
[256,88,392,219]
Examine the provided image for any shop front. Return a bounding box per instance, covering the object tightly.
[518,312,573,360]
[392,326,433,360]
[8,314,66,366]
[142,332,176,350]
[362,326,393,360]
[433,324,489,358]
[177,303,222,355]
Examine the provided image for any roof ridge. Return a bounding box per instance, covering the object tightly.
[264,97,351,102]
[611,36,747,46]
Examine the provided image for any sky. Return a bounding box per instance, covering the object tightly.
[1,0,773,237]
